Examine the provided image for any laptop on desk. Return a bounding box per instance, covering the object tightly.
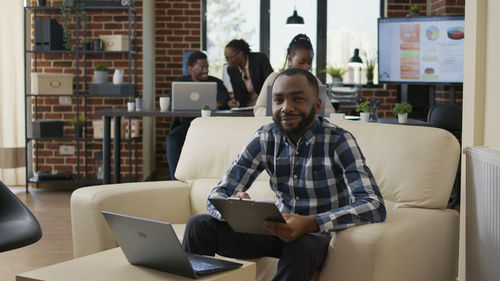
[102,211,242,279]
[171,81,217,111]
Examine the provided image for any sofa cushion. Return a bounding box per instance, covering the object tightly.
[176,117,459,210]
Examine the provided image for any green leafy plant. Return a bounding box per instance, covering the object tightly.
[60,0,87,51]
[392,102,413,115]
[201,104,211,110]
[128,95,135,103]
[72,115,85,127]
[365,58,376,83]
[356,101,375,113]
[82,38,91,44]
[94,64,107,71]
[322,66,346,79]
[409,5,420,14]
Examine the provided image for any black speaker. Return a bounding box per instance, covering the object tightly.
[34,19,65,51]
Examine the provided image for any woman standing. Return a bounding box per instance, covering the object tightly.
[253,34,335,116]
[224,39,273,107]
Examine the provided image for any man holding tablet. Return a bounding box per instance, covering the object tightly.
[182,68,386,281]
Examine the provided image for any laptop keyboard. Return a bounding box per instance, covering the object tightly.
[189,256,224,274]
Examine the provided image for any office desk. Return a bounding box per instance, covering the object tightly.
[94,109,253,184]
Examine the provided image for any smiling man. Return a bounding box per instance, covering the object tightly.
[182,68,386,281]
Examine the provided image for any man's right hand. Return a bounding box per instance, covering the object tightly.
[230,191,251,200]
[228,98,240,108]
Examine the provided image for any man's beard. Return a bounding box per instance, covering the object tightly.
[273,104,316,139]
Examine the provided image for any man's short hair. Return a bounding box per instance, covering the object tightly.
[187,51,207,67]
[275,68,319,97]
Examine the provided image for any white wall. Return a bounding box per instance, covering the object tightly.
[460,0,500,280]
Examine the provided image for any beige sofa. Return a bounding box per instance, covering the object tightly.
[71,117,460,281]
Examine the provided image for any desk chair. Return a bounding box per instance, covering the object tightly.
[182,50,195,76]
[0,181,42,252]
[427,104,462,208]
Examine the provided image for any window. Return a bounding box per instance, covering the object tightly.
[206,0,260,79]
[270,0,317,72]
[326,1,380,84]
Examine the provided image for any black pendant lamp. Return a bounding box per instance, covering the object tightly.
[286,9,304,25]
[348,48,363,65]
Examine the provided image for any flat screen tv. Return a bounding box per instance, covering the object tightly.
[378,16,464,84]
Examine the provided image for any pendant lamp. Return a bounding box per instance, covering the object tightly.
[286,9,304,25]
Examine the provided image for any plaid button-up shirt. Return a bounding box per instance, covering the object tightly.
[207,116,386,235]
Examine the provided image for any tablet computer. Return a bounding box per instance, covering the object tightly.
[209,198,285,235]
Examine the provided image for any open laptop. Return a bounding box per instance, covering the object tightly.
[171,81,217,111]
[102,211,242,279]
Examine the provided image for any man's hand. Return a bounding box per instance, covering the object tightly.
[228,98,240,108]
[263,214,319,243]
[230,191,251,200]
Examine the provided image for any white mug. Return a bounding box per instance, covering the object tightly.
[159,97,170,112]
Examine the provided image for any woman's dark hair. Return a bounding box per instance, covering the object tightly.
[284,34,314,68]
[225,39,251,55]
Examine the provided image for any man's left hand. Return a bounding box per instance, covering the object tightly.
[263,213,319,243]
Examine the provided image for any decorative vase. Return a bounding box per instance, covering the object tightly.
[37,0,46,6]
[135,98,142,111]
[398,113,408,123]
[75,127,83,138]
[201,109,211,117]
[331,77,343,87]
[127,102,135,112]
[113,69,124,85]
[360,112,370,122]
[94,70,108,84]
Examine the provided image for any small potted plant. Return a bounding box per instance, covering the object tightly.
[201,104,211,117]
[407,4,420,17]
[94,63,108,84]
[365,58,376,86]
[323,66,346,86]
[81,38,92,51]
[127,96,135,112]
[72,115,86,138]
[356,101,374,122]
[392,102,413,123]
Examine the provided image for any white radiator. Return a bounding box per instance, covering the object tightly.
[465,146,500,281]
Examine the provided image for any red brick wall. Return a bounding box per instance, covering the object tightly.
[30,0,145,183]
[387,0,427,17]
[154,0,201,176]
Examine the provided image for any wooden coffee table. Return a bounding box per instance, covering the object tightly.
[16,248,256,281]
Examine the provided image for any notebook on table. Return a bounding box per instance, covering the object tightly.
[102,211,242,279]
[171,81,217,111]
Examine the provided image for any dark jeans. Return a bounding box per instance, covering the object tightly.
[182,214,331,281]
[165,123,190,180]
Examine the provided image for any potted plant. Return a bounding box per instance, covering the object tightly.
[72,115,85,138]
[407,4,420,17]
[392,102,412,123]
[127,96,135,112]
[201,104,211,117]
[94,63,108,84]
[323,66,346,86]
[60,0,87,51]
[365,58,376,86]
[81,38,92,51]
[356,101,374,122]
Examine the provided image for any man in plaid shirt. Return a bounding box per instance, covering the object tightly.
[182,68,386,281]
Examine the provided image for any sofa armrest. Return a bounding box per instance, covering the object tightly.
[71,181,192,258]
[319,207,459,281]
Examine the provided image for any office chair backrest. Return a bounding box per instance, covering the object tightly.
[265,85,326,116]
[182,50,195,76]
[427,104,462,133]
[0,181,42,252]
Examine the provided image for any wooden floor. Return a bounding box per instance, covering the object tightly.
[0,186,74,281]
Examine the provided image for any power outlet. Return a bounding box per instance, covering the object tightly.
[59,96,72,105]
[59,145,74,155]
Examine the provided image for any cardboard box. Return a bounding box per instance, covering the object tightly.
[99,35,130,51]
[31,121,64,138]
[92,119,126,139]
[31,73,74,95]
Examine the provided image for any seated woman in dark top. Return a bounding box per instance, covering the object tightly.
[224,39,273,107]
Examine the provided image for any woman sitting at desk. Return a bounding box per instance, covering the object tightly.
[253,34,335,116]
[224,39,273,107]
